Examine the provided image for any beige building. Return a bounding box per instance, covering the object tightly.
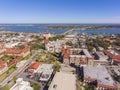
[62,47,94,66]
[48,71,76,90]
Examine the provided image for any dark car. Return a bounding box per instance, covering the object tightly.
[7,80,11,83]
[26,75,34,79]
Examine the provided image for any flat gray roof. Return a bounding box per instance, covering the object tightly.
[84,65,116,86]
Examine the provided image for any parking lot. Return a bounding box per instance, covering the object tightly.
[18,68,55,90]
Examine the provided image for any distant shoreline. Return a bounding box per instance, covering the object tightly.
[0,27,7,31]
[0,24,120,34]
[45,25,120,30]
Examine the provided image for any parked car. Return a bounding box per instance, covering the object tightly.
[7,80,11,83]
[26,75,34,79]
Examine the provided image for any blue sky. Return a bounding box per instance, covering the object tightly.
[0,0,120,23]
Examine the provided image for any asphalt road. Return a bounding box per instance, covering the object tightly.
[0,50,41,88]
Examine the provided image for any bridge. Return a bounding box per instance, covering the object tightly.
[63,28,86,35]
[63,29,74,34]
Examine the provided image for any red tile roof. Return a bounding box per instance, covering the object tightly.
[103,50,120,59]
[103,50,113,58]
[44,32,50,34]
[84,77,117,89]
[29,62,40,69]
[113,59,120,63]
[98,84,117,89]
[103,38,116,43]
[112,55,120,59]
[84,77,96,81]
[0,61,7,69]
[63,49,70,58]
[44,38,49,44]
[6,46,30,55]
[6,48,22,54]
[29,69,34,74]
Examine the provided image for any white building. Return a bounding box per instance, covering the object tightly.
[45,40,64,53]
[43,32,51,38]
[38,64,53,82]
[10,78,33,90]
[5,42,20,48]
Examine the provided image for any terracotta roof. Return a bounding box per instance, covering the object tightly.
[103,50,120,59]
[49,46,53,48]
[6,48,22,54]
[103,38,116,43]
[44,38,49,44]
[63,49,70,58]
[98,84,117,89]
[0,61,7,69]
[6,46,30,55]
[29,62,40,69]
[113,59,120,63]
[44,32,50,34]
[29,69,34,74]
[84,77,96,81]
[112,55,120,59]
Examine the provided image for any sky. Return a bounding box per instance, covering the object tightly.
[0,0,120,23]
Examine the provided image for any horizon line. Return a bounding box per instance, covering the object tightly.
[0,22,120,24]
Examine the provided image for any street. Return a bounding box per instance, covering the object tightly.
[0,50,41,88]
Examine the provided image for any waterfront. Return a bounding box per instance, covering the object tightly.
[0,24,120,34]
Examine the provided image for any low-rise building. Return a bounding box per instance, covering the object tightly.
[83,65,117,90]
[62,45,93,66]
[93,52,109,65]
[28,62,41,74]
[103,50,120,64]
[7,56,22,67]
[0,42,5,58]
[45,38,64,53]
[0,61,8,75]
[42,32,51,39]
[5,42,20,48]
[6,46,30,57]
[103,37,116,43]
[38,64,53,82]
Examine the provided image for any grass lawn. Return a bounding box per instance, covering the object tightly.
[0,80,15,90]
[22,53,31,61]
[77,80,82,90]
[0,64,16,82]
[77,85,82,90]
[30,81,41,90]
[37,52,61,64]
[0,55,16,63]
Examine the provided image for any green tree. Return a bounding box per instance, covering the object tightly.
[53,64,61,73]
[84,84,96,90]
[66,41,73,46]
